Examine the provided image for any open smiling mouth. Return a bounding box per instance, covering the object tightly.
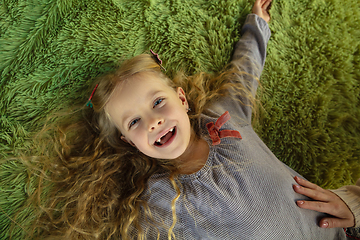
[154,127,176,147]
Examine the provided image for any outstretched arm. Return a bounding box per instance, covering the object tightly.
[229,0,272,122]
[232,0,272,74]
[293,176,356,228]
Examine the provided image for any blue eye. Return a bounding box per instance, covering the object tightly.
[129,118,140,129]
[153,98,164,108]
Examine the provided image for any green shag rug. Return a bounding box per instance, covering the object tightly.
[1,0,360,238]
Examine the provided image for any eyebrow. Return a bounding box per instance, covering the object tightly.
[121,90,163,128]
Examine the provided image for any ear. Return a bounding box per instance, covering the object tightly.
[121,136,136,147]
[177,87,189,109]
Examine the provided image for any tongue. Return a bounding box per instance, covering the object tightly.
[160,131,173,145]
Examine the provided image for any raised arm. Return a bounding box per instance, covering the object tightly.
[227,0,271,122]
[231,0,272,77]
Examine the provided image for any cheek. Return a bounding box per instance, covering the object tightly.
[167,99,187,115]
[175,107,191,133]
[130,129,145,143]
[182,114,191,135]
[123,128,142,146]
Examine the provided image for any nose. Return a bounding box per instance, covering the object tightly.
[148,116,164,131]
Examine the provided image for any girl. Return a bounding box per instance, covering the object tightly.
[24,0,360,239]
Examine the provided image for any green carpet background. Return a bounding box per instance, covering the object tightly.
[1,0,360,238]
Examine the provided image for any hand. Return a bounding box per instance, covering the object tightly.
[252,0,272,23]
[293,176,355,228]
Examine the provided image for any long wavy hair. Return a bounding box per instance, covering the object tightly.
[16,53,258,240]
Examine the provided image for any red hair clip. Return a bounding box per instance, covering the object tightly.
[86,84,98,108]
[150,49,166,72]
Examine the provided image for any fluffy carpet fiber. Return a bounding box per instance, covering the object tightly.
[1,0,359,238]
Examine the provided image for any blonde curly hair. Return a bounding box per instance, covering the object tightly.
[18,53,256,240]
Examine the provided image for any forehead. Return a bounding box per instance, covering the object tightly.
[105,72,174,125]
[112,72,172,102]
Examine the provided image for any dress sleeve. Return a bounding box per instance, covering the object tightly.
[226,14,271,123]
[331,178,360,227]
[232,14,271,78]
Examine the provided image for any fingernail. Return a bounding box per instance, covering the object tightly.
[297,200,305,205]
[321,221,329,228]
[294,176,301,182]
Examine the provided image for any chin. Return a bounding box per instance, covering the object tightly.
[165,144,189,160]
[148,146,188,160]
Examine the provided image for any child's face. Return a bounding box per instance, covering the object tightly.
[105,72,191,160]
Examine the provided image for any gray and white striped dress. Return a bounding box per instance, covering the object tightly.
[141,14,347,240]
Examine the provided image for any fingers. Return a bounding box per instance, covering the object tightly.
[252,0,272,23]
[262,0,273,10]
[296,199,333,216]
[293,176,331,201]
[293,176,356,228]
[319,217,355,229]
[294,176,317,189]
[254,0,272,10]
[296,197,353,225]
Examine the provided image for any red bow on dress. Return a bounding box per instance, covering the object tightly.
[206,111,242,146]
